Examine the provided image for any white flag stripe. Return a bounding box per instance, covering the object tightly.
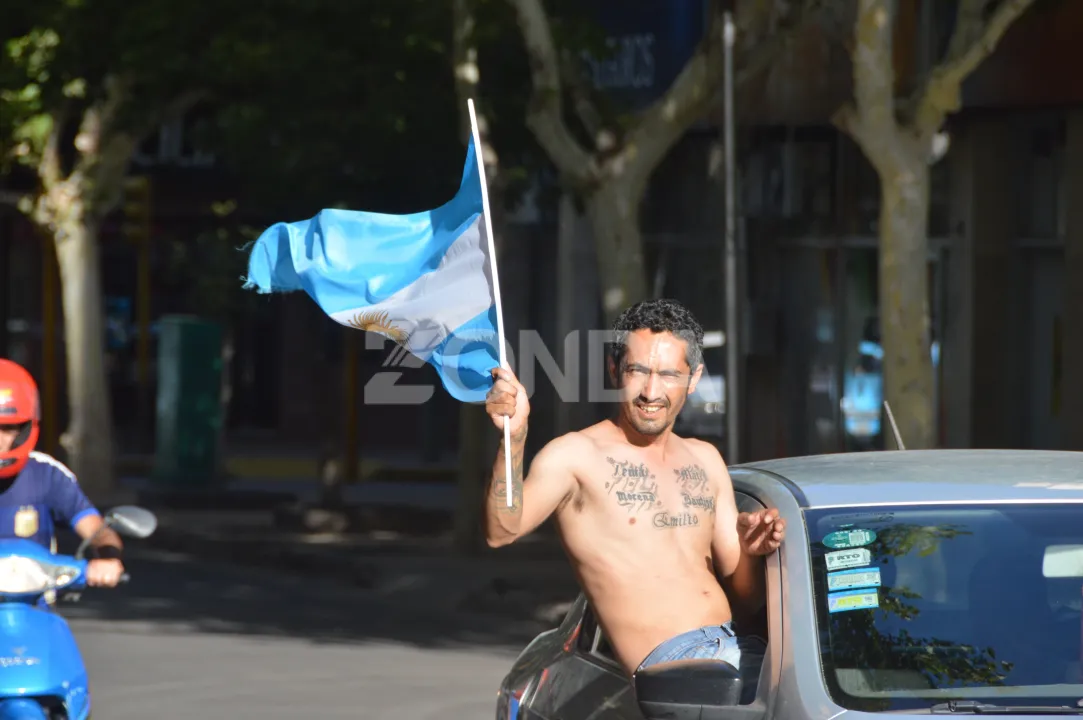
[329,214,493,358]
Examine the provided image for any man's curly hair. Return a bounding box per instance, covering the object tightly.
[609,299,704,371]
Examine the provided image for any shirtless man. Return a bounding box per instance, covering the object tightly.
[483,299,785,701]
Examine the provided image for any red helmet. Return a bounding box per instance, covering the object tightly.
[0,359,40,479]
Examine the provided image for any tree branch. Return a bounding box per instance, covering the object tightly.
[626,0,831,191]
[83,86,207,217]
[734,0,843,88]
[453,0,479,146]
[452,0,503,201]
[38,102,70,190]
[912,0,1035,136]
[834,0,899,148]
[943,0,991,62]
[559,49,609,152]
[616,1,726,194]
[505,0,595,187]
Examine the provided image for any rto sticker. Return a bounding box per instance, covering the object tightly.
[827,567,882,592]
[824,548,872,571]
[828,589,880,613]
[822,528,877,549]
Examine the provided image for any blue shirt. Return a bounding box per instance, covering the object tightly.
[0,452,99,549]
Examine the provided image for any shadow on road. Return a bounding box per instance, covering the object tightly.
[57,541,570,655]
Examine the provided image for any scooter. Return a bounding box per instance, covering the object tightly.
[0,505,158,720]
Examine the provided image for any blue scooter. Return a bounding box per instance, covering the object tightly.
[0,505,158,720]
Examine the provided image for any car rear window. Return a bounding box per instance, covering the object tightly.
[805,503,1083,712]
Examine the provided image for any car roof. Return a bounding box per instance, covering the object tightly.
[735,449,1083,508]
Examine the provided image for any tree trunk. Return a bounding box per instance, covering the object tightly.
[0,227,9,357]
[586,183,649,327]
[52,214,116,498]
[878,159,935,450]
[453,404,490,553]
[451,0,504,554]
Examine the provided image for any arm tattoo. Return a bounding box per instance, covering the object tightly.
[491,440,525,513]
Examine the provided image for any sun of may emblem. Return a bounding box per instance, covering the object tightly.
[344,310,410,345]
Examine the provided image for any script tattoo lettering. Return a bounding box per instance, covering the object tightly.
[605,457,661,513]
[653,511,700,529]
[682,494,715,512]
[673,464,710,494]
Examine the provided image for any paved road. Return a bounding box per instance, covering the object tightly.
[59,547,539,719]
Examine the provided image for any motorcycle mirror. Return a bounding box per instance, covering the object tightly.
[105,506,158,538]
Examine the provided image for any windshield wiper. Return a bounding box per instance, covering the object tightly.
[931,701,1083,715]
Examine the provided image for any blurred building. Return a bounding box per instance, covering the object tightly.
[2,0,1082,472]
[543,0,1083,460]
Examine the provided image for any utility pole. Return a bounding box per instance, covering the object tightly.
[723,10,740,464]
[122,175,153,450]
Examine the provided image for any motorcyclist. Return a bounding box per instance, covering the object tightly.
[0,358,124,587]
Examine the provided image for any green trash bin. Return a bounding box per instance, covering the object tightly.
[153,315,223,486]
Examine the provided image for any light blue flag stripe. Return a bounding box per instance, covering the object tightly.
[242,136,500,403]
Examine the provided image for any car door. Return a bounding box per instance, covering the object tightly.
[519,601,641,719]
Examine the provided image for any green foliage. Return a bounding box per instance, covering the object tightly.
[0,25,58,172]
[197,0,466,217]
[160,210,263,321]
[0,0,599,316]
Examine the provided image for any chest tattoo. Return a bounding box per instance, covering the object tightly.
[653,510,700,529]
[605,457,662,513]
[673,463,715,515]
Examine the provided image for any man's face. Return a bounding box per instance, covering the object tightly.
[0,426,19,453]
[609,329,702,437]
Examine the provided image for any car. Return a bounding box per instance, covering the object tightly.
[494,449,1083,719]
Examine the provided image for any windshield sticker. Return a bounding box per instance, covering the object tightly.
[828,589,880,614]
[822,528,877,549]
[819,512,895,526]
[825,548,873,571]
[827,567,882,592]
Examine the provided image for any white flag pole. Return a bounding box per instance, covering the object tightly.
[467,98,513,508]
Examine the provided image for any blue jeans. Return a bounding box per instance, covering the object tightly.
[635,622,767,705]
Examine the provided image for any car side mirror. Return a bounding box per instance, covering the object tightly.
[633,659,744,720]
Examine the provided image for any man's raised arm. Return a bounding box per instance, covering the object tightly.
[483,367,576,547]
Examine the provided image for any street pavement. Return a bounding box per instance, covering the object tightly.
[60,545,548,719]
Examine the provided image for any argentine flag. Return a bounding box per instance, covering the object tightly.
[241,123,504,403]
